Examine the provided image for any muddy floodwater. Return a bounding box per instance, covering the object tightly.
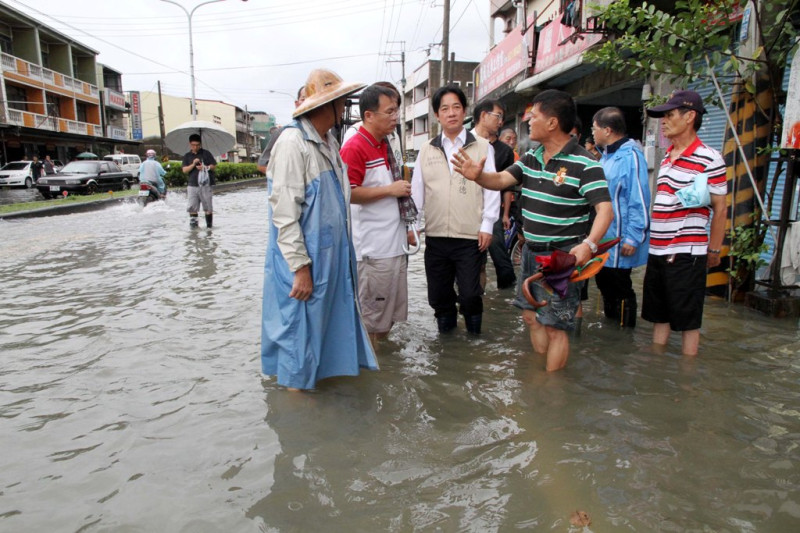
[1,186,799,532]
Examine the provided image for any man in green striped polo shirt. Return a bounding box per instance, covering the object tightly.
[452,89,613,371]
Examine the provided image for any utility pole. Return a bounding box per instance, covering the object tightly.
[244,105,251,160]
[157,81,166,155]
[449,52,455,85]
[441,0,450,88]
[386,40,407,155]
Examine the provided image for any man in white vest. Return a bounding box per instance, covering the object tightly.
[410,85,501,334]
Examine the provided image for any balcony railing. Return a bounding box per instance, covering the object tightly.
[2,107,99,136]
[6,108,58,130]
[0,52,99,100]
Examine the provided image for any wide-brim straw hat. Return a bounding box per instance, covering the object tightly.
[293,69,366,118]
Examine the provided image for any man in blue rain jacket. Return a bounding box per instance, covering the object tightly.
[591,107,650,327]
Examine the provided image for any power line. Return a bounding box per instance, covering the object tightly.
[123,52,379,76]
[55,0,420,38]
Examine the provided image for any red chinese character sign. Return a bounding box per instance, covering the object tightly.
[781,42,800,149]
[533,18,602,75]
[475,15,535,101]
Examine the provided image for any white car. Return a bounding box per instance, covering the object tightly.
[0,161,36,188]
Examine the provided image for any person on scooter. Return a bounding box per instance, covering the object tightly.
[138,149,167,196]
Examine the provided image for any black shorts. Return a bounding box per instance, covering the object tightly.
[641,253,707,331]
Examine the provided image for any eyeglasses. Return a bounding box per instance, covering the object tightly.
[190,142,201,147]
[487,111,504,121]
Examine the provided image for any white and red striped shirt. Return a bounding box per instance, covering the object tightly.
[340,127,406,261]
[650,136,727,256]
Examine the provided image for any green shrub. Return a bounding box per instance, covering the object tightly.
[162,161,186,187]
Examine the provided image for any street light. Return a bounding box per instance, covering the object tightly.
[161,0,247,120]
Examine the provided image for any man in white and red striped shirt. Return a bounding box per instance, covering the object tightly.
[340,83,412,341]
[642,90,727,356]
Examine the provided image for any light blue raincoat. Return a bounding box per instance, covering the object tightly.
[261,117,378,389]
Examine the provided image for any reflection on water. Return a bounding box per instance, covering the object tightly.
[1,186,799,531]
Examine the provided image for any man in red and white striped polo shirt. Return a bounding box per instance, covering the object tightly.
[642,90,727,356]
[340,83,412,342]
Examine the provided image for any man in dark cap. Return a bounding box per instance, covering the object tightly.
[642,89,727,356]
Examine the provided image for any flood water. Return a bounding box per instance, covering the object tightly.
[1,185,799,532]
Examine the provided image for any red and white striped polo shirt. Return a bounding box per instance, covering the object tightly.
[650,136,727,256]
[340,127,405,261]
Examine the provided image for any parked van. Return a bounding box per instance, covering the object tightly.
[103,154,142,179]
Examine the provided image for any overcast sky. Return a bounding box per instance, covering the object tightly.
[9,0,496,124]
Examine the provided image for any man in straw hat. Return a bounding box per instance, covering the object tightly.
[260,68,378,390]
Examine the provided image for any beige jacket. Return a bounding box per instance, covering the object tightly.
[412,131,497,239]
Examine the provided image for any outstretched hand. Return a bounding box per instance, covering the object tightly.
[451,148,486,181]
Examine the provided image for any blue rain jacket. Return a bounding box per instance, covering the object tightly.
[600,139,650,269]
[261,118,378,390]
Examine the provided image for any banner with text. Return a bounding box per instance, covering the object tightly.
[533,19,602,75]
[475,15,535,101]
[129,91,142,140]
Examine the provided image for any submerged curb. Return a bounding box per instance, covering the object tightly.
[0,177,266,220]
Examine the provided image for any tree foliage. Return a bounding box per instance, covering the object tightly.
[585,0,798,93]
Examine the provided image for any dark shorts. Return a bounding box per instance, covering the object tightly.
[513,244,583,331]
[641,253,707,331]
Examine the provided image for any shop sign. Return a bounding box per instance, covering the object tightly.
[533,19,602,75]
[104,89,127,111]
[475,15,535,101]
[129,91,143,140]
[107,126,128,140]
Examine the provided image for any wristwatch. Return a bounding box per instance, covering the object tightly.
[582,238,598,254]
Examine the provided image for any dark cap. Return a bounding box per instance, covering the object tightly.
[646,90,706,118]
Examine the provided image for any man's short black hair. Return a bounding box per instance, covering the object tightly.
[472,99,505,124]
[359,84,399,121]
[189,133,201,143]
[432,84,467,113]
[373,81,401,105]
[593,106,627,135]
[678,107,703,131]
[531,89,576,134]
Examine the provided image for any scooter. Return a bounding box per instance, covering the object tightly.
[138,182,166,206]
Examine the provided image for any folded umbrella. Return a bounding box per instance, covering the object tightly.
[522,237,620,307]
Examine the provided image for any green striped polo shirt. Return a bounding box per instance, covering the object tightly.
[505,136,609,243]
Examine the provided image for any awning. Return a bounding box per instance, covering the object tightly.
[515,54,588,94]
[0,124,141,146]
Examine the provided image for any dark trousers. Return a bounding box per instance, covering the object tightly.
[424,236,484,318]
[486,219,517,288]
[595,266,636,324]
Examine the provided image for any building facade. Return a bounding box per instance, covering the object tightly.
[0,2,136,165]
[134,90,258,162]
